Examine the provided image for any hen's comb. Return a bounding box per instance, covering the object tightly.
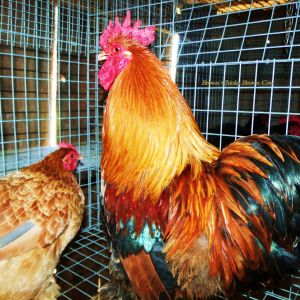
[59,141,78,152]
[100,11,155,51]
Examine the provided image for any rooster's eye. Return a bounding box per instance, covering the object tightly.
[114,47,120,53]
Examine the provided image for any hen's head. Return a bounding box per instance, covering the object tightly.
[98,11,155,90]
[57,142,82,172]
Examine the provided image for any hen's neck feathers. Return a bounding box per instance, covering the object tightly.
[102,45,219,201]
[22,150,74,179]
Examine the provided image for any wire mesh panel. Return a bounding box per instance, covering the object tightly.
[174,1,300,299]
[174,0,300,149]
[0,0,107,299]
[1,0,300,299]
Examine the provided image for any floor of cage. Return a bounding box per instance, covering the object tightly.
[56,226,300,300]
[56,225,111,300]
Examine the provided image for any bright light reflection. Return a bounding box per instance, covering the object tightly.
[49,4,58,147]
[170,33,179,83]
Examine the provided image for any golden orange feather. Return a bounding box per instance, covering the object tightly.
[100,17,300,298]
[101,44,219,202]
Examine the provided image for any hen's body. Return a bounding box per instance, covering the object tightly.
[99,13,300,299]
[0,147,84,299]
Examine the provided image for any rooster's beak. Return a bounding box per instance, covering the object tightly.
[98,51,107,61]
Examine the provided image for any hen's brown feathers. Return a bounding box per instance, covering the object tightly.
[0,148,84,299]
[0,170,81,259]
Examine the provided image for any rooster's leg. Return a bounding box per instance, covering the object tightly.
[91,247,138,300]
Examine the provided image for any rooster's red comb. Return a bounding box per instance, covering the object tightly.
[100,11,155,51]
[59,141,78,153]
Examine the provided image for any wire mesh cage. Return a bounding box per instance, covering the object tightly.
[0,0,107,298]
[0,0,300,299]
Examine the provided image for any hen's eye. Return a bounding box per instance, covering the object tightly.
[114,47,120,53]
[70,153,74,158]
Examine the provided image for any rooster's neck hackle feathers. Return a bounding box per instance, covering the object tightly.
[102,45,219,201]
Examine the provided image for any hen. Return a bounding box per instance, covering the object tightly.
[97,12,300,299]
[0,142,85,300]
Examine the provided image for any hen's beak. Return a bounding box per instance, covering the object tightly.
[77,155,84,167]
[78,159,84,167]
[98,51,107,61]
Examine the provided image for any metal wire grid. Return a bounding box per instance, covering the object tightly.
[175,2,300,63]
[0,0,53,168]
[0,0,106,298]
[174,1,300,149]
[56,225,110,300]
[1,0,300,299]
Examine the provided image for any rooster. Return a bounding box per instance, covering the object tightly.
[0,142,85,300]
[97,12,300,299]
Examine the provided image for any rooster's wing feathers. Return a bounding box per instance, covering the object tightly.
[219,135,300,238]
[163,135,300,295]
[212,135,300,284]
[0,170,76,260]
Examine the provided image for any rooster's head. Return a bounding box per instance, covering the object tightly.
[98,11,155,90]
